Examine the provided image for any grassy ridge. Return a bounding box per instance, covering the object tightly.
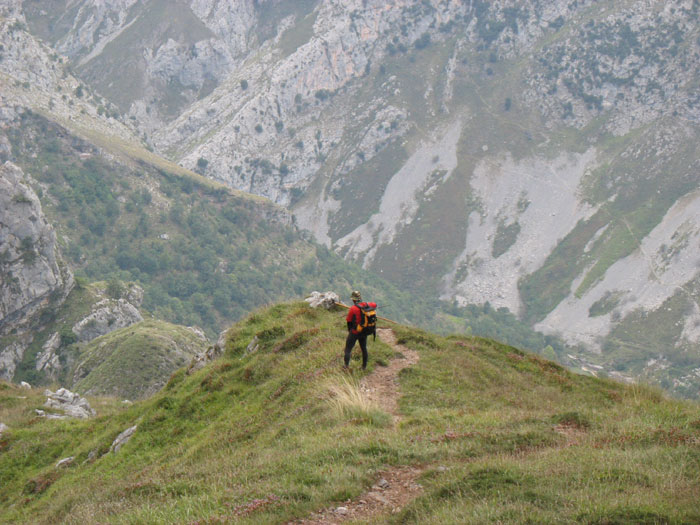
[1,303,698,523]
[73,319,208,400]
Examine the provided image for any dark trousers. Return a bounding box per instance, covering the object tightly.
[344,331,368,368]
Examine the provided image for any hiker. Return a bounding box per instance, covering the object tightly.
[343,291,377,370]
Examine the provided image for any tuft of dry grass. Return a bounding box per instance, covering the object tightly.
[325,374,390,426]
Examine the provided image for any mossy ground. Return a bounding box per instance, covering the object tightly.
[1,302,698,523]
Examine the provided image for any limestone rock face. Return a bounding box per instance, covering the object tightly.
[44,388,96,419]
[72,297,144,343]
[35,332,62,379]
[0,163,72,331]
[0,341,25,382]
[305,291,340,310]
[0,162,73,380]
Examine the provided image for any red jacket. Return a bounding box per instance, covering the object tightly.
[346,302,377,334]
[346,304,362,334]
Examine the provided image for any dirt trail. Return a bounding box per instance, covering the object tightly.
[360,328,420,424]
[290,328,422,524]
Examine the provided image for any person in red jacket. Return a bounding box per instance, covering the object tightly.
[344,290,369,370]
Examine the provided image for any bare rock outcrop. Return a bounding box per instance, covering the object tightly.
[43,388,95,419]
[0,162,73,380]
[72,297,143,343]
[35,331,62,379]
[187,344,223,375]
[110,425,138,453]
[305,291,340,309]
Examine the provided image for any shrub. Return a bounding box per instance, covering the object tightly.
[59,326,77,346]
[314,89,331,101]
[106,278,125,299]
[414,33,431,49]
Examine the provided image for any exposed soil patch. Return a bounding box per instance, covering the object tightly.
[292,466,423,524]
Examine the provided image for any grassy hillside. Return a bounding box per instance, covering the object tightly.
[0,302,698,523]
[72,319,208,400]
[5,111,417,337]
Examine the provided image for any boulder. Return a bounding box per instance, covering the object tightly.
[44,388,95,419]
[305,291,340,309]
[35,409,67,420]
[110,425,137,453]
[0,422,8,436]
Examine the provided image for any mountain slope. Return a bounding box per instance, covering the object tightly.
[0,12,428,391]
[0,302,699,523]
[9,1,700,395]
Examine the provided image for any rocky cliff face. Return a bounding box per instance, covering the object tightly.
[0,162,73,332]
[21,0,269,134]
[0,161,73,379]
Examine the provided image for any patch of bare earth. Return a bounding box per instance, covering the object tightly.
[289,328,422,524]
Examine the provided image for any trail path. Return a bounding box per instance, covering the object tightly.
[290,328,422,524]
[360,328,420,425]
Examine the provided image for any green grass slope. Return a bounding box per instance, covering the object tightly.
[0,303,698,524]
[72,319,208,401]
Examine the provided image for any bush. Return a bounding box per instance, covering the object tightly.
[414,33,431,50]
[59,326,77,346]
[314,89,331,101]
[106,278,125,299]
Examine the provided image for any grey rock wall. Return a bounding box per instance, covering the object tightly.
[0,162,73,379]
[0,163,73,332]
